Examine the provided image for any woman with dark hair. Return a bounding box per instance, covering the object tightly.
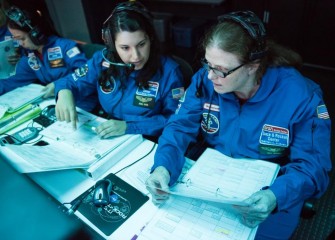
[0,5,88,106]
[146,11,331,239]
[55,1,185,139]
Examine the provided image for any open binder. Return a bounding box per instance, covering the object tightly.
[168,148,280,205]
[1,108,143,178]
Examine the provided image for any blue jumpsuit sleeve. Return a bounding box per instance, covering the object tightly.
[55,52,102,100]
[52,40,87,84]
[61,42,87,71]
[125,62,184,136]
[152,69,206,185]
[0,56,37,95]
[270,89,332,211]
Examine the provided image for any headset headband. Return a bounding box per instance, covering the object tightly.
[102,1,152,47]
[5,6,46,45]
[218,11,267,60]
[103,1,152,27]
[5,6,33,29]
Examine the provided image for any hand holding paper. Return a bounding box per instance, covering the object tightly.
[233,188,277,228]
[145,166,170,205]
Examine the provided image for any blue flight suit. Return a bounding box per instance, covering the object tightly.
[0,35,88,108]
[153,66,332,239]
[0,26,11,41]
[55,50,185,137]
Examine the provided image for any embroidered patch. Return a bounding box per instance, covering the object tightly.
[102,61,110,68]
[48,46,64,68]
[201,113,219,134]
[259,145,287,155]
[100,77,116,94]
[259,124,289,147]
[172,87,185,99]
[317,105,329,119]
[28,55,41,70]
[66,46,80,58]
[72,64,88,81]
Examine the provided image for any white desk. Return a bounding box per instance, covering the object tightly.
[0,98,159,240]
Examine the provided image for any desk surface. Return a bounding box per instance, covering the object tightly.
[0,98,159,240]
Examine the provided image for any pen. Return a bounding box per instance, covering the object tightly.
[130,222,148,240]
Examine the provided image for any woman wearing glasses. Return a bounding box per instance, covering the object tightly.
[146,10,331,239]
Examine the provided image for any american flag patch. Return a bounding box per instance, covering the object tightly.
[172,87,185,99]
[317,105,329,119]
[66,46,80,58]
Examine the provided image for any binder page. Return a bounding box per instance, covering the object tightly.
[40,109,133,160]
[3,139,95,172]
[0,84,44,112]
[137,195,257,240]
[169,148,280,205]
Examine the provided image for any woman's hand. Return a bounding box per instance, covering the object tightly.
[95,119,127,138]
[41,83,55,98]
[55,89,78,129]
[145,166,170,205]
[233,189,277,228]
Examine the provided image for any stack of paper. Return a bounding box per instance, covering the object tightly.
[0,83,45,117]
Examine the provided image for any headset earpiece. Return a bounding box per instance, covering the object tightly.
[5,6,46,46]
[218,11,267,61]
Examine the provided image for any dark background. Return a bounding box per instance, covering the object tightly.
[3,0,335,239]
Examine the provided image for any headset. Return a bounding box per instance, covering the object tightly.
[101,1,153,48]
[218,10,267,61]
[5,6,47,45]
[100,1,152,69]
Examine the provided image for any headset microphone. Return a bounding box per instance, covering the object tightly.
[101,48,134,70]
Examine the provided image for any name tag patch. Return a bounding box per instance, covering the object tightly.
[48,46,64,68]
[259,124,289,147]
[133,81,159,109]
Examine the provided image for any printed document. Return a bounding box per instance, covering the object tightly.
[0,83,45,116]
[168,148,280,205]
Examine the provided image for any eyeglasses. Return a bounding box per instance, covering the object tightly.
[201,58,245,78]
